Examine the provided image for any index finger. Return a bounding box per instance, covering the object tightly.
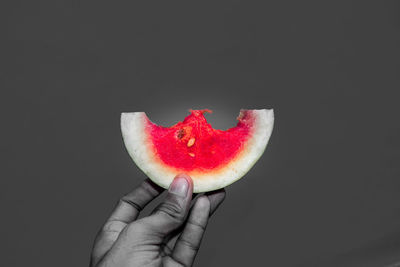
[109,178,164,223]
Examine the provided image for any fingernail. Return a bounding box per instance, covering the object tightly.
[169,176,189,197]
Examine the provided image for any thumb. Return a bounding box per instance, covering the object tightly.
[141,173,193,238]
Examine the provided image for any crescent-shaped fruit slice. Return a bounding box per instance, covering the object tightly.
[121,109,274,192]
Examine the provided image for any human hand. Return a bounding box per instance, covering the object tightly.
[90,173,226,267]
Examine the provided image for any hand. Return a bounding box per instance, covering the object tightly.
[90,173,226,267]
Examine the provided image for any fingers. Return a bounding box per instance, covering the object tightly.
[171,196,211,266]
[163,189,226,262]
[109,178,164,223]
[138,173,194,240]
[162,188,226,255]
[206,189,226,216]
[90,179,163,267]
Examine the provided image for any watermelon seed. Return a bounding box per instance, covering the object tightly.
[188,152,195,157]
[187,137,195,147]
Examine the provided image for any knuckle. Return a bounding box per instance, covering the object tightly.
[156,202,185,222]
[119,197,142,211]
[102,220,127,233]
[179,236,201,252]
[188,220,206,233]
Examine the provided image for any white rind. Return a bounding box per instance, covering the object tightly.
[121,109,274,193]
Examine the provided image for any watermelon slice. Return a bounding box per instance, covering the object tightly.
[121,109,274,192]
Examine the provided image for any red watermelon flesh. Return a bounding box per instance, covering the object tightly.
[121,109,274,192]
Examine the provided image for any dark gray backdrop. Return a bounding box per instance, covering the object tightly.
[2,1,400,266]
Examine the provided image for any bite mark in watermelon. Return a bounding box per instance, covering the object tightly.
[121,109,274,192]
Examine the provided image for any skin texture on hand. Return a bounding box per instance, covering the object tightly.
[90,174,226,267]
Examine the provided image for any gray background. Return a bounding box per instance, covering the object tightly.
[2,0,400,266]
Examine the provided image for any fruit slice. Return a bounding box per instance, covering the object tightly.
[121,109,274,192]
